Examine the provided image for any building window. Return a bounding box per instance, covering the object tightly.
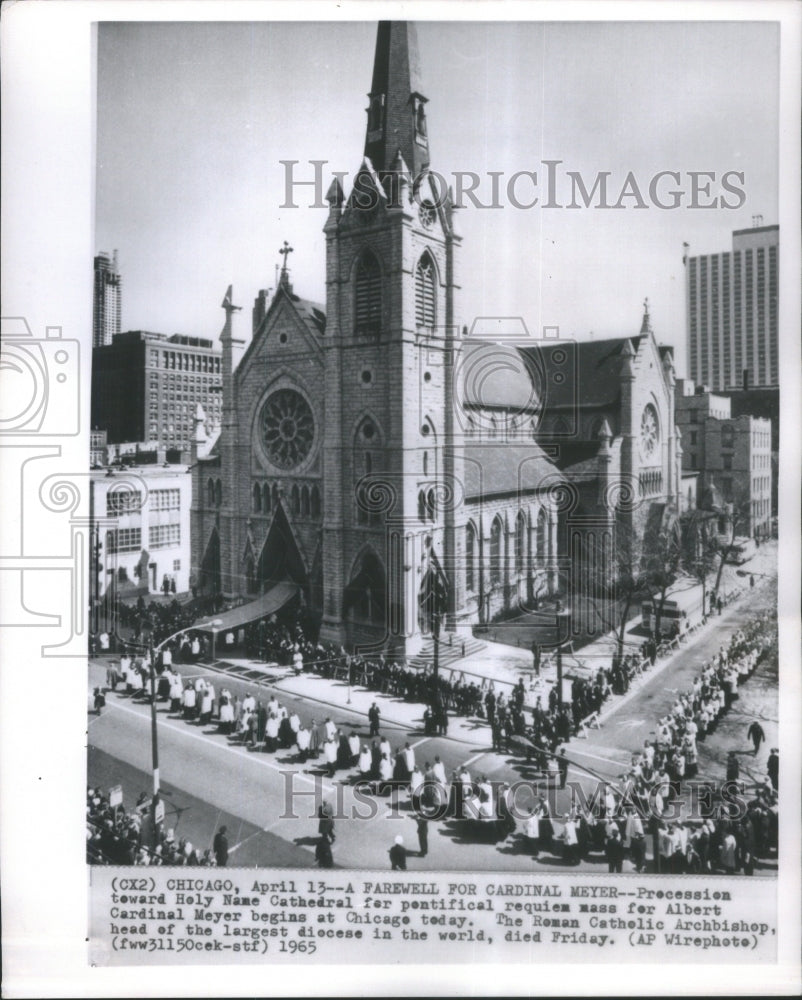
[415,252,436,329]
[253,482,262,513]
[301,485,310,517]
[106,527,141,553]
[515,510,526,572]
[537,508,548,566]
[465,523,476,592]
[489,517,502,584]
[106,489,143,516]
[151,488,180,511]
[689,431,697,446]
[173,560,181,572]
[354,251,382,335]
[721,424,734,448]
[311,485,321,518]
[723,454,732,471]
[150,523,180,549]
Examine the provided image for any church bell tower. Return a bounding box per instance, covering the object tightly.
[319,21,465,655]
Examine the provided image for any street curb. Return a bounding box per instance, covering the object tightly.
[270,677,493,749]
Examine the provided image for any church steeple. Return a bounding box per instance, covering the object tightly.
[364,22,430,180]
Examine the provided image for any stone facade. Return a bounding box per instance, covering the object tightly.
[189,22,563,655]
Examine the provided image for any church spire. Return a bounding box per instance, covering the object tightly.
[639,296,653,335]
[364,22,430,179]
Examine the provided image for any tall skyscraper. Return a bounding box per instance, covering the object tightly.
[93,250,122,347]
[685,223,779,391]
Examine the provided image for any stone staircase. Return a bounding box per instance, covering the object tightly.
[406,634,486,672]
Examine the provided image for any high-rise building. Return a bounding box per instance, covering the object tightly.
[93,251,122,347]
[91,330,223,450]
[685,223,779,391]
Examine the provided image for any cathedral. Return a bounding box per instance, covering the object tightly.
[190,22,682,655]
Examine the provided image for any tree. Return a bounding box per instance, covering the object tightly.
[698,478,751,605]
[581,506,682,661]
[680,507,719,619]
[642,513,682,641]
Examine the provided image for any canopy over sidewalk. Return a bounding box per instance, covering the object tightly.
[196,582,299,633]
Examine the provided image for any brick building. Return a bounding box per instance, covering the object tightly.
[675,379,772,539]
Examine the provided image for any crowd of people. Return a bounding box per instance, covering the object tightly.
[91,589,778,874]
[86,786,223,867]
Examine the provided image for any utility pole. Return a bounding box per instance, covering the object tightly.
[148,629,161,845]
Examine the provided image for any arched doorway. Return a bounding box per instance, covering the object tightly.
[343,550,387,645]
[199,527,221,595]
[257,503,307,593]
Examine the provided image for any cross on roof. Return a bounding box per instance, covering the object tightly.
[279,241,294,274]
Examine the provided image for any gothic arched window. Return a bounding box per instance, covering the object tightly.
[426,488,436,522]
[253,483,262,513]
[489,517,502,584]
[311,486,321,518]
[262,483,271,513]
[291,484,300,515]
[207,478,215,507]
[415,252,436,329]
[301,485,310,517]
[355,251,382,336]
[465,522,476,593]
[515,510,526,572]
[214,479,222,507]
[537,508,548,566]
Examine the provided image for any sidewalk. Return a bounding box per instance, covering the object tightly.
[92,572,772,753]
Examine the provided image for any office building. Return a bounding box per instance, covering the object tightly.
[92,330,223,450]
[685,223,779,392]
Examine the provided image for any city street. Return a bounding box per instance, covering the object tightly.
[88,565,777,874]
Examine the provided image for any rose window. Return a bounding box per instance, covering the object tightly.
[640,404,659,459]
[260,389,314,470]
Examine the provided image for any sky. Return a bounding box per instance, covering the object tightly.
[95,19,779,377]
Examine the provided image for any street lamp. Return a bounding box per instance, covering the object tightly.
[555,606,571,709]
[208,619,223,661]
[141,617,220,845]
[432,606,442,684]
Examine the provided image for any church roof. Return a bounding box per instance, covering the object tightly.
[518,336,643,410]
[464,441,562,500]
[288,292,326,337]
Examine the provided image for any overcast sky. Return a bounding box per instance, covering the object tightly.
[96,19,779,376]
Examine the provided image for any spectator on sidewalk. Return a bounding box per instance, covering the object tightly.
[389,834,408,871]
[213,826,229,867]
[368,702,381,738]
